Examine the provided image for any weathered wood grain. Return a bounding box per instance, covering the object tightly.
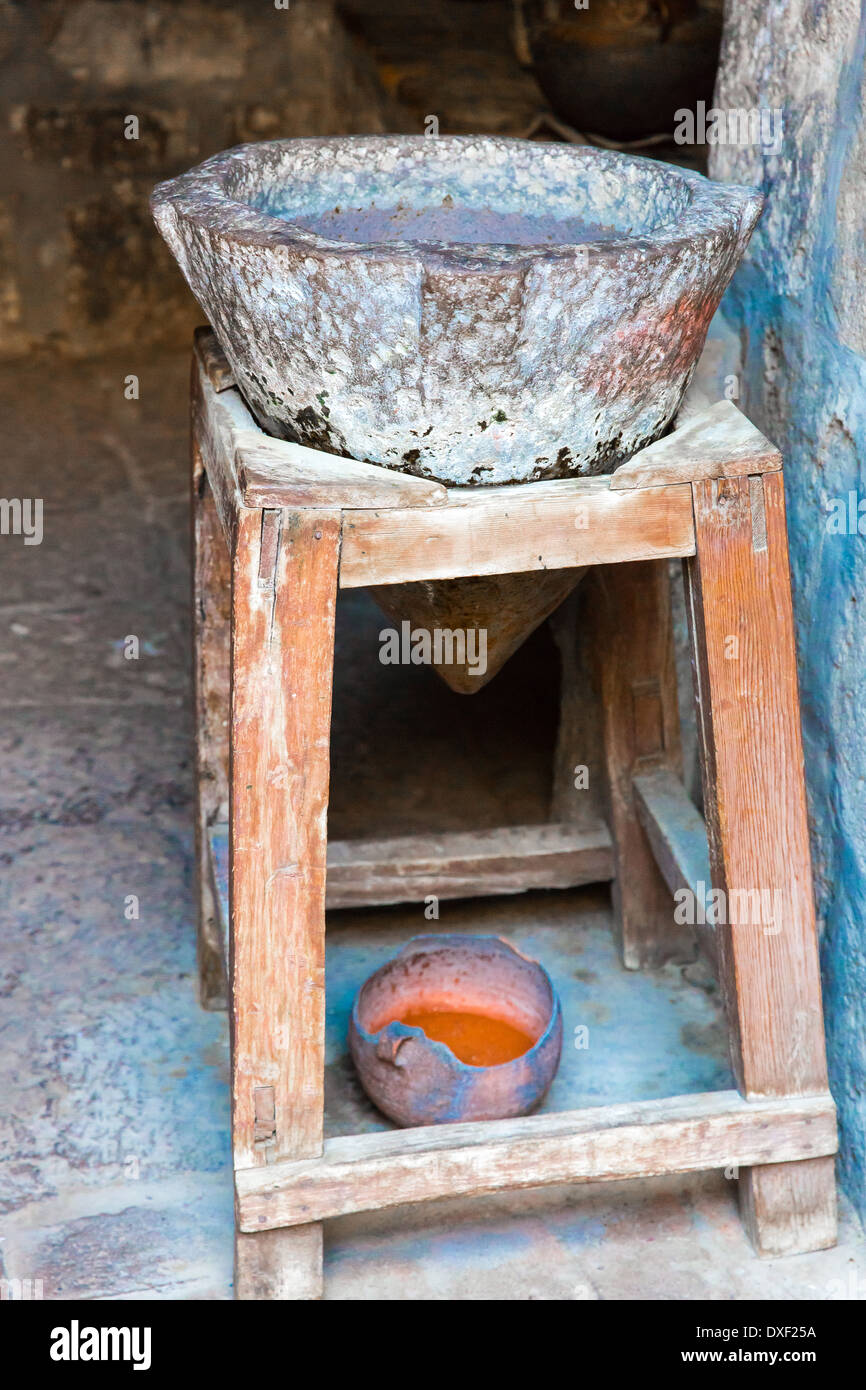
[191,354,244,552]
[211,821,612,926]
[229,506,339,1296]
[191,337,834,1274]
[685,470,835,1253]
[633,767,716,968]
[191,472,231,1009]
[238,440,448,510]
[339,479,696,587]
[229,507,340,1171]
[195,325,236,392]
[738,1156,837,1258]
[587,561,694,968]
[194,330,448,513]
[234,1225,323,1300]
[235,1089,837,1232]
[685,472,828,1096]
[327,821,613,905]
[610,400,782,491]
[632,768,711,897]
[210,821,612,923]
[549,587,607,835]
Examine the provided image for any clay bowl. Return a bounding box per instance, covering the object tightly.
[151,135,762,486]
[348,934,563,1127]
[520,0,723,144]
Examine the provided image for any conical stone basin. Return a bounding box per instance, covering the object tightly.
[371,567,588,693]
[152,136,761,690]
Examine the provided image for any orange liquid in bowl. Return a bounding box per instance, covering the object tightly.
[398,1009,536,1067]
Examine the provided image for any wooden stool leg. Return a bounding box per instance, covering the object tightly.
[685,472,836,1257]
[549,585,606,836]
[191,461,231,1010]
[235,1226,323,1301]
[230,506,341,1299]
[589,560,694,968]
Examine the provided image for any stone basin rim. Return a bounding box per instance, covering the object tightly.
[151,134,763,274]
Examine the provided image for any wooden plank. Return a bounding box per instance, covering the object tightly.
[193,330,448,512]
[339,479,695,588]
[234,1226,322,1301]
[195,325,236,392]
[586,561,694,968]
[685,470,836,1254]
[235,1089,837,1232]
[237,440,447,510]
[610,400,782,491]
[632,769,710,897]
[326,821,614,909]
[191,354,244,552]
[210,820,229,955]
[685,472,828,1097]
[738,1156,837,1258]
[191,474,231,1009]
[549,588,607,835]
[633,767,716,968]
[208,819,230,978]
[210,821,614,925]
[229,506,338,1297]
[229,508,339,1171]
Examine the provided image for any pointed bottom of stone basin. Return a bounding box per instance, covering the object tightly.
[370,568,588,694]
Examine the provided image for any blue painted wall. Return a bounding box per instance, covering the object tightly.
[712,1,866,1216]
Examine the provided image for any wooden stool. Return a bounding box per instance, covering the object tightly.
[189,328,837,1300]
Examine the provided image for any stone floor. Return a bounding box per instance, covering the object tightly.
[1,348,864,1300]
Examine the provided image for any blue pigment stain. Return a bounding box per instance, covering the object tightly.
[716,1,866,1220]
[325,911,732,1138]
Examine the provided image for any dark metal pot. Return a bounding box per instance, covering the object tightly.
[520,0,722,142]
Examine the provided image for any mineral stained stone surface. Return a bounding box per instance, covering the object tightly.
[152,135,762,485]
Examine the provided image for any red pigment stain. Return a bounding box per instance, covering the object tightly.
[398,1009,536,1066]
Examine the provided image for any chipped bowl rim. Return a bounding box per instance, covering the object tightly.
[350,932,563,1074]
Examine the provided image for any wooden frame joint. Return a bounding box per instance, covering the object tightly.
[630,676,666,763]
[235,1090,838,1233]
[258,509,282,590]
[254,1086,277,1155]
[749,474,768,553]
